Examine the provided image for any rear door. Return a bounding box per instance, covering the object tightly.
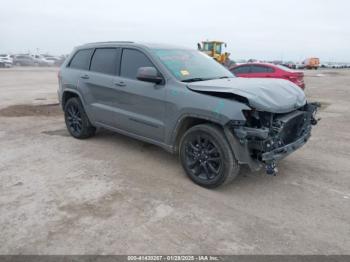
[110,48,166,142]
[78,47,122,126]
[250,65,275,78]
[61,48,94,113]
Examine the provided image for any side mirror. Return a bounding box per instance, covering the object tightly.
[137,67,163,84]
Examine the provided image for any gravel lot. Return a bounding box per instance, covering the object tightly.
[0,67,349,255]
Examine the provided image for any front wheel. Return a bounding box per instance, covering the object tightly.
[64,97,96,139]
[179,124,240,188]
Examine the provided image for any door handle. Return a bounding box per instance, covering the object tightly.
[114,81,126,87]
[80,74,89,79]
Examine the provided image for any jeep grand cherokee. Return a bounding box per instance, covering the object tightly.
[58,41,318,188]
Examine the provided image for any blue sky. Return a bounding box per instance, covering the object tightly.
[1,0,349,62]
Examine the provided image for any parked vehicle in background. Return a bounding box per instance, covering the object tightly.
[54,56,67,66]
[45,56,67,66]
[13,55,37,66]
[303,58,320,70]
[282,62,296,69]
[58,42,319,188]
[0,54,13,67]
[230,63,305,89]
[296,63,306,69]
[197,40,234,68]
[31,54,55,66]
[44,56,60,65]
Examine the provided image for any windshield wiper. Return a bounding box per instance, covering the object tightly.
[182,76,232,83]
[181,78,208,83]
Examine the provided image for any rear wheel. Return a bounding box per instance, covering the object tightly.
[179,124,240,188]
[64,97,96,139]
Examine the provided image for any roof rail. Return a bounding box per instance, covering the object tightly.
[86,41,134,45]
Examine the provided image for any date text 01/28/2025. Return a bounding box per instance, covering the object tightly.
[127,255,220,261]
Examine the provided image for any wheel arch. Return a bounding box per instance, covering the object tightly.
[61,89,85,110]
[171,115,224,153]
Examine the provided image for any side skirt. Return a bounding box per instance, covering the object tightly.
[94,122,174,154]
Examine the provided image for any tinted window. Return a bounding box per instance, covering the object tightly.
[266,66,274,73]
[120,49,154,79]
[232,65,250,74]
[69,49,93,70]
[250,65,273,73]
[90,48,120,75]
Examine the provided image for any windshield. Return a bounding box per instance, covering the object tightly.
[203,43,213,51]
[215,44,222,54]
[152,49,234,82]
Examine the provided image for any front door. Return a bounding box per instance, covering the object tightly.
[110,48,166,142]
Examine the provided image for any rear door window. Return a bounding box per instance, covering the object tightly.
[69,49,93,70]
[250,65,273,73]
[232,65,251,74]
[120,49,154,80]
[90,48,121,75]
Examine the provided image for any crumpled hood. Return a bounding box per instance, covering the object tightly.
[187,77,306,113]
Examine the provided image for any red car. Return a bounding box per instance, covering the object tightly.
[230,63,305,89]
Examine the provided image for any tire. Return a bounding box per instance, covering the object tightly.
[179,124,240,188]
[64,97,96,139]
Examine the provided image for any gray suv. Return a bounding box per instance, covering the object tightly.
[58,41,318,188]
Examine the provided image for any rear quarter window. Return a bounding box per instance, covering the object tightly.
[251,65,273,73]
[69,49,93,70]
[266,66,275,73]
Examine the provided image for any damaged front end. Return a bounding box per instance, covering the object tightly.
[224,103,320,175]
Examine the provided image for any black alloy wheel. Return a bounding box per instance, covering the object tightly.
[64,97,96,139]
[66,102,82,136]
[180,124,240,188]
[184,134,222,181]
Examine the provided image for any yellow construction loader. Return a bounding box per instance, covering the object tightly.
[197,40,234,68]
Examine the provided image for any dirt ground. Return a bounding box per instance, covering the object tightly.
[0,67,349,255]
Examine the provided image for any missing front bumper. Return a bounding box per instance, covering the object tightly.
[261,128,311,162]
[225,103,319,175]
